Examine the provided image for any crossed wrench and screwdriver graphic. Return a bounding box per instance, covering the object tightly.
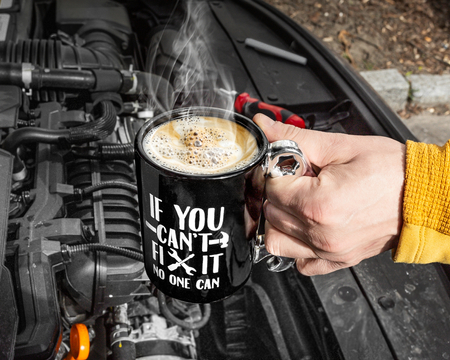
[168,248,196,275]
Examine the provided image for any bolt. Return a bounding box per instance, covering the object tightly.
[267,94,279,101]
[337,286,358,302]
[378,296,395,310]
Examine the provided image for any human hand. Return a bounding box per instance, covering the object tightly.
[254,114,406,275]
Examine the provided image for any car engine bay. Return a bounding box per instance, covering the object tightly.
[1,1,450,359]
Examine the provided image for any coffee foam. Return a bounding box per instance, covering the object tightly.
[142,116,259,175]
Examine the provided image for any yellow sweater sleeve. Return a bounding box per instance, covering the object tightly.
[393,140,450,264]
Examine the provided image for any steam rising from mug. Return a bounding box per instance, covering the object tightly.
[145,1,236,113]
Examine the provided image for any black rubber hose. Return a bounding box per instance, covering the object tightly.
[157,291,212,330]
[99,144,135,160]
[63,243,144,262]
[80,181,138,196]
[110,340,136,360]
[0,63,170,100]
[2,101,117,155]
[0,63,98,89]
[72,143,135,161]
[68,101,117,143]
[2,127,71,154]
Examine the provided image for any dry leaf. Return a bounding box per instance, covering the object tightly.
[309,11,321,23]
[338,30,353,49]
[338,30,355,65]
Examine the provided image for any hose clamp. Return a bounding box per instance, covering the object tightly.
[110,324,133,347]
[21,63,35,89]
[121,70,138,94]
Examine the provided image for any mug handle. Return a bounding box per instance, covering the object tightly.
[253,140,315,272]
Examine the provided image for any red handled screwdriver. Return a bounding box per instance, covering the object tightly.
[234,92,305,128]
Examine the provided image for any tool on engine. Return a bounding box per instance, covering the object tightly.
[217,88,306,128]
[244,38,308,66]
[303,99,352,131]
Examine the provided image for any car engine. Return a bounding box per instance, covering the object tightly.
[2,1,450,360]
[2,1,335,359]
[0,1,237,359]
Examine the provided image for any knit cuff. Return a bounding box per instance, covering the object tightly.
[394,223,450,263]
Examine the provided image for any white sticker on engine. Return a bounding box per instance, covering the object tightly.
[0,14,9,41]
[0,0,13,9]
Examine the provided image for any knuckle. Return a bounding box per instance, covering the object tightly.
[311,201,341,227]
[277,122,304,141]
[264,238,281,257]
[302,204,324,225]
[331,253,353,265]
[296,258,337,276]
[306,227,344,255]
[302,205,347,255]
[296,259,313,275]
[266,178,301,209]
[321,250,359,267]
[320,238,346,254]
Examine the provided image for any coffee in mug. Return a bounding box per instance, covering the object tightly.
[142,115,259,175]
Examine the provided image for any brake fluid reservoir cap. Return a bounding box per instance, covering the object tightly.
[69,323,90,360]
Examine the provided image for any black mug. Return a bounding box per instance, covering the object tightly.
[135,107,313,303]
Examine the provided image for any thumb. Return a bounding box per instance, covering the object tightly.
[253,113,338,168]
[253,113,304,143]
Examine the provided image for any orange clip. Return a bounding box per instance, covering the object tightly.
[64,323,90,360]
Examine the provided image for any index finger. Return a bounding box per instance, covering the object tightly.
[253,113,358,168]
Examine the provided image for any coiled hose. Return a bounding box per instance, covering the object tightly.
[71,143,135,161]
[67,101,117,143]
[95,143,135,160]
[157,291,211,331]
[80,181,138,196]
[62,243,144,262]
[71,181,138,203]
